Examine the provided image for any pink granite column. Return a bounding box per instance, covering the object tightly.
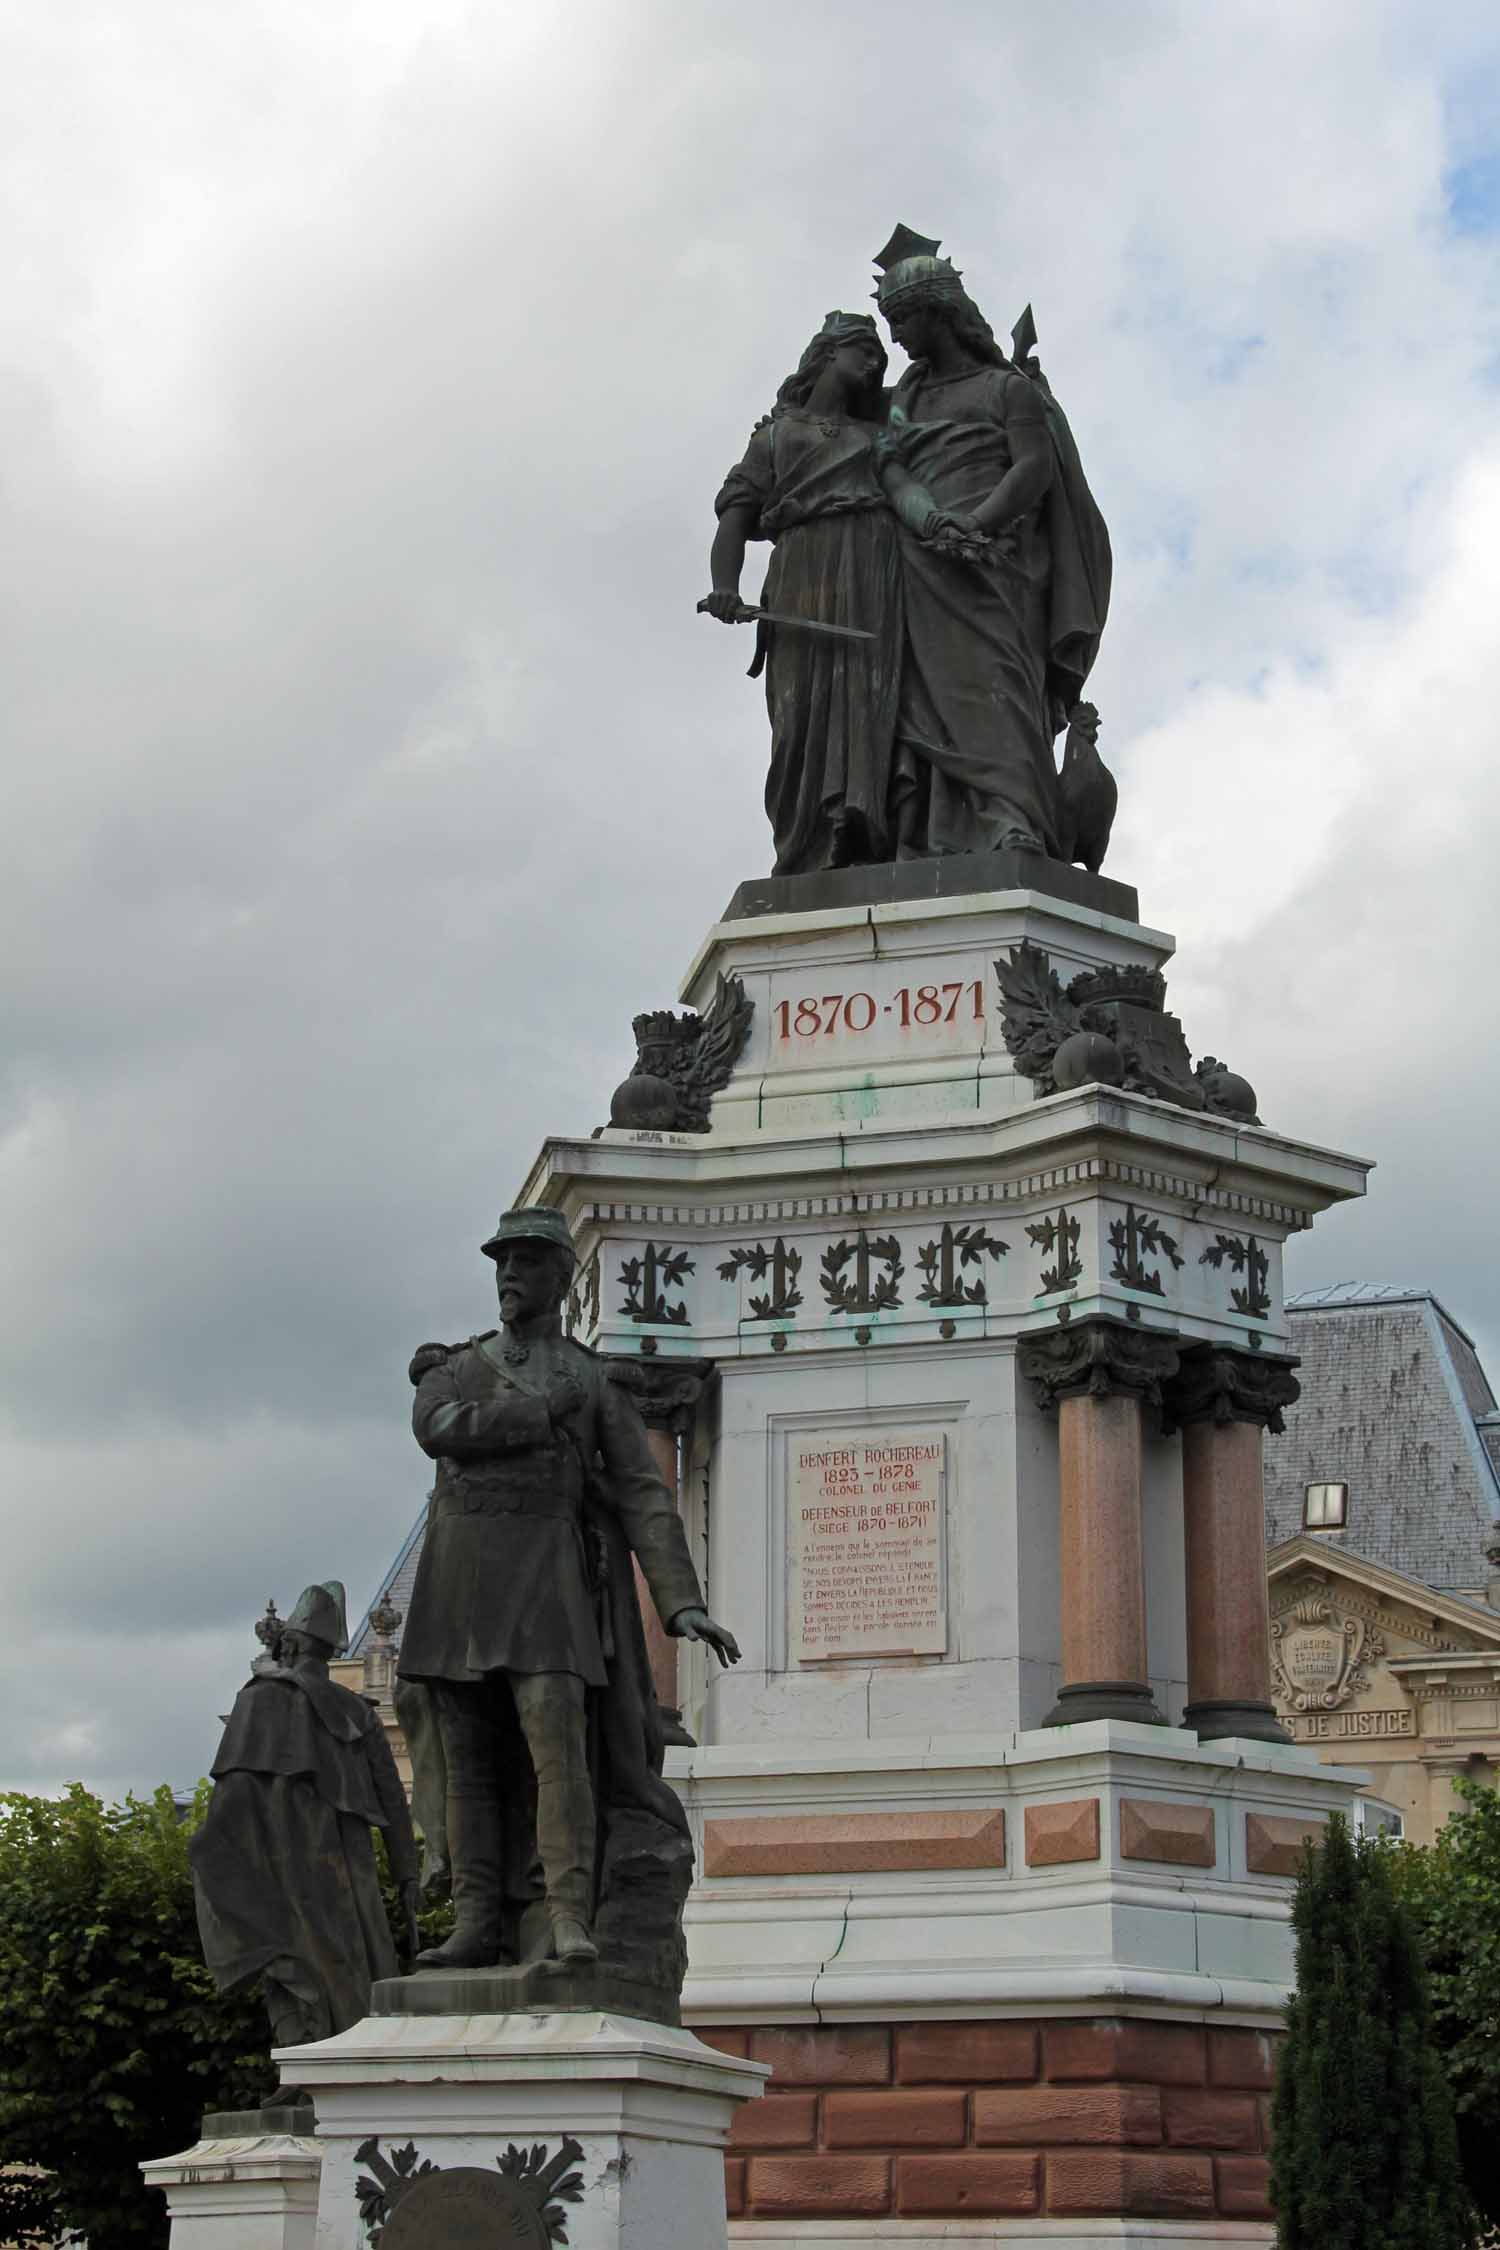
[1055,1392,1156,1719]
[1019,1321,1176,1728]
[1167,1348,1299,1744]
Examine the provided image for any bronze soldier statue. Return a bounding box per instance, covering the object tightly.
[192,1582,421,2048]
[398,1207,739,1971]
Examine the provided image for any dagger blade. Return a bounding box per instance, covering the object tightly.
[697,597,874,642]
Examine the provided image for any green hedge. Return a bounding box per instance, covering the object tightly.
[0,1784,269,2248]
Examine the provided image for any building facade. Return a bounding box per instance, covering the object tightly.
[1265,1283,1500,1843]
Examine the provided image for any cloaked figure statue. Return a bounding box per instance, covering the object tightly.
[191,1582,420,2051]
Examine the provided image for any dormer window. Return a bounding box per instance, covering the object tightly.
[1305,1480,1349,1531]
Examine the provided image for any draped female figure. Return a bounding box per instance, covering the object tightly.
[872,227,1112,860]
[704,312,902,875]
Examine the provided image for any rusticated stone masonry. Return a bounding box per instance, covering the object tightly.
[697,2017,1279,2225]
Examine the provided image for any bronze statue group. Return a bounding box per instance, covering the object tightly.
[703,227,1115,880]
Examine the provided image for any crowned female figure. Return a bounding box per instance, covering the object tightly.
[704,311,901,875]
[872,226,1112,861]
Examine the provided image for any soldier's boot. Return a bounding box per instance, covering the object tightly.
[517,1674,599,1964]
[415,1796,505,1969]
[541,1797,598,1959]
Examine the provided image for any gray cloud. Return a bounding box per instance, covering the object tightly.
[2,0,1498,1792]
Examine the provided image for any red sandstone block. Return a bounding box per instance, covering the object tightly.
[724,2156,745,2216]
[1208,2027,1278,2090]
[1044,2018,1206,2086]
[1163,2089,1260,2150]
[729,2094,818,2150]
[750,2025,891,2086]
[1258,2094,1273,2150]
[747,2155,891,2216]
[697,2027,751,2057]
[1046,2150,1216,2217]
[825,2090,967,2148]
[897,2153,1041,2215]
[976,2086,1161,2147]
[896,2021,1039,2084]
[1217,2155,1273,2218]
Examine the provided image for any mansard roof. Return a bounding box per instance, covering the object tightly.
[348,1497,428,1657]
[1266,1286,1500,1598]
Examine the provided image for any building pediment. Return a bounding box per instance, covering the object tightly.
[1267,1536,1500,1749]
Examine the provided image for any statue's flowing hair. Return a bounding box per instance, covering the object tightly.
[773,326,888,421]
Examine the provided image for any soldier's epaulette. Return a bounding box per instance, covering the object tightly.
[407,1331,498,1386]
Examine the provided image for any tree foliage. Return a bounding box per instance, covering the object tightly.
[1270,1812,1473,2249]
[0,1783,269,2249]
[1392,1780,1500,2231]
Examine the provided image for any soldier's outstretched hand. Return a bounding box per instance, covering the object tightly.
[671,1608,741,1667]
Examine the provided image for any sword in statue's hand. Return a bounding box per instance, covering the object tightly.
[696,595,874,641]
[697,593,874,676]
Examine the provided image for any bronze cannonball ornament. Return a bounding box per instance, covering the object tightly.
[1052,1029,1124,1091]
[1195,1056,1259,1120]
[608,1069,679,1129]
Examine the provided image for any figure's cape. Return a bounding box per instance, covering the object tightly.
[1031,372,1112,723]
[889,357,1112,726]
[208,1668,385,1826]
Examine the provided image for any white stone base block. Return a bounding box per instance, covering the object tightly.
[139,2129,321,2247]
[729,2227,1270,2247]
[674,1721,1360,2027]
[277,2009,768,2250]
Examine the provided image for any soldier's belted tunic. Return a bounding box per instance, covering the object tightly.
[399,1330,703,1686]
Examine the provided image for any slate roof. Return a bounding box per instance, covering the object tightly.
[1266,1286,1500,1596]
[348,1496,429,1657]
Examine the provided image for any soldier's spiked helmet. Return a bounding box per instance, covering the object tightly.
[283,1581,348,1654]
[480,1206,576,1265]
[872,223,967,318]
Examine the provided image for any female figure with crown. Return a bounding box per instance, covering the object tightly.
[871,226,1112,861]
[703,311,902,875]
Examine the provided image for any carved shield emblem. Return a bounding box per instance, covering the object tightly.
[1271,1593,1380,1712]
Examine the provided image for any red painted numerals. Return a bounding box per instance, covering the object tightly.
[774,982,985,1039]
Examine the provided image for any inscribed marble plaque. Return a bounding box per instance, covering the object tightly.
[790,1432,947,1661]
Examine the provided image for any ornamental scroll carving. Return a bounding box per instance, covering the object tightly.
[1271,1592,1384,1714]
[1018,1318,1180,1414]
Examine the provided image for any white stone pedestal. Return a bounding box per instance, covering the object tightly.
[139,2125,321,2248]
[277,2009,767,2249]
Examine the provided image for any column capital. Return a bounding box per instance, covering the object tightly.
[1019,1317,1180,1415]
[1163,1345,1300,1435]
[602,1353,716,1433]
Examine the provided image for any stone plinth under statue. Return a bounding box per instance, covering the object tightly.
[276,2010,766,2250]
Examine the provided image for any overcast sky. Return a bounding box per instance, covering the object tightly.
[3,0,1498,1801]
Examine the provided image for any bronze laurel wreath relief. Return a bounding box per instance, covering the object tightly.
[356,2134,586,2246]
